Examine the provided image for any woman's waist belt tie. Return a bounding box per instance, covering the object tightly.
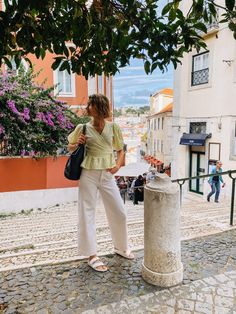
[86,151,113,157]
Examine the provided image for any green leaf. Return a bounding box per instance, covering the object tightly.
[23,57,32,69]
[162,2,173,16]
[59,60,70,73]
[63,46,69,58]
[225,0,235,11]
[51,57,63,70]
[144,60,150,74]
[40,48,46,59]
[194,22,207,33]
[3,56,12,68]
[169,8,176,21]
[35,47,41,59]
[151,62,158,73]
[229,21,236,31]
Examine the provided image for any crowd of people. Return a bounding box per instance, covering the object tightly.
[115,173,147,205]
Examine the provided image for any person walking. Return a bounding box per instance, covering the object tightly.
[67,94,134,272]
[207,160,225,203]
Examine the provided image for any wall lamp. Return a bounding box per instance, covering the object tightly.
[223,60,234,66]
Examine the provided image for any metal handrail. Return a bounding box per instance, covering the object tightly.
[172,169,236,226]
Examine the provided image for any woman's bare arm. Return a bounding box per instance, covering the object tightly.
[67,134,87,153]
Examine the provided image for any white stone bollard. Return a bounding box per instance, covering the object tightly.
[142,173,183,287]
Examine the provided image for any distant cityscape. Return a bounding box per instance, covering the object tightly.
[114,107,149,164]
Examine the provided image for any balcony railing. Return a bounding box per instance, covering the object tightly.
[191,68,209,86]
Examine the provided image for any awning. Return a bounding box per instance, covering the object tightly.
[179,133,211,146]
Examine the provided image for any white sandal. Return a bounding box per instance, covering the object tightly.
[88,257,108,272]
[114,248,135,260]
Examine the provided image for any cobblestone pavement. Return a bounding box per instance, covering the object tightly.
[0,193,235,271]
[1,229,236,313]
[84,271,236,314]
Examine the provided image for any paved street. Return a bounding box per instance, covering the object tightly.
[0,193,234,272]
[0,229,236,313]
[1,193,236,313]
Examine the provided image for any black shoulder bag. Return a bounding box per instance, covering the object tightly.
[64,124,86,180]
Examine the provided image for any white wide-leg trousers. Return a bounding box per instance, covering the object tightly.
[78,169,128,256]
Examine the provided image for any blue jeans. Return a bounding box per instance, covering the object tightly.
[207,181,221,201]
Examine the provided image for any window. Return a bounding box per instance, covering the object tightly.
[162,117,164,129]
[190,122,206,134]
[161,140,164,153]
[154,119,156,130]
[191,52,209,86]
[54,68,75,97]
[158,118,160,130]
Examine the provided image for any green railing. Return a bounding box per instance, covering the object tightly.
[172,170,236,226]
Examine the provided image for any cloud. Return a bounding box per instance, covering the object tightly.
[118,66,145,71]
[113,58,173,108]
[114,73,172,82]
[114,90,151,107]
[134,90,151,96]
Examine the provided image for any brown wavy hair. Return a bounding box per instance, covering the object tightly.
[87,94,110,119]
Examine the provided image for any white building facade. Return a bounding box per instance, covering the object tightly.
[172,1,236,196]
[147,89,173,168]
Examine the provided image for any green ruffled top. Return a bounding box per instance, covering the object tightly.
[68,121,124,170]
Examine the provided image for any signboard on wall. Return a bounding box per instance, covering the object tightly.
[209,143,221,161]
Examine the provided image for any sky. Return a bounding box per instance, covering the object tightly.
[113,58,173,108]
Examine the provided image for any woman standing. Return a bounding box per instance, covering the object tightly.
[68,94,134,272]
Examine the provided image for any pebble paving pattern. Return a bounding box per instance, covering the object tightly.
[1,229,236,313]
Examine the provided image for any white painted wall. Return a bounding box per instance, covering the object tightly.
[0,188,78,213]
[172,2,236,196]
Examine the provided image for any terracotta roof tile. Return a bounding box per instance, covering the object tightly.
[159,88,173,96]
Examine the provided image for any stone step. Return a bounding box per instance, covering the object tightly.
[0,222,235,272]
[0,197,235,272]
[0,225,145,254]
[0,213,231,255]
[0,235,145,272]
[0,220,144,243]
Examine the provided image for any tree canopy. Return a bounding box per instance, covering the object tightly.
[0,0,235,78]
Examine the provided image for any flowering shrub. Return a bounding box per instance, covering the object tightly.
[0,69,88,156]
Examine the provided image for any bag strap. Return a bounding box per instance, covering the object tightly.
[82,124,86,135]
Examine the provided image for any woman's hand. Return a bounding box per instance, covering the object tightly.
[107,165,120,175]
[67,143,78,152]
[77,134,87,145]
[67,134,87,152]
